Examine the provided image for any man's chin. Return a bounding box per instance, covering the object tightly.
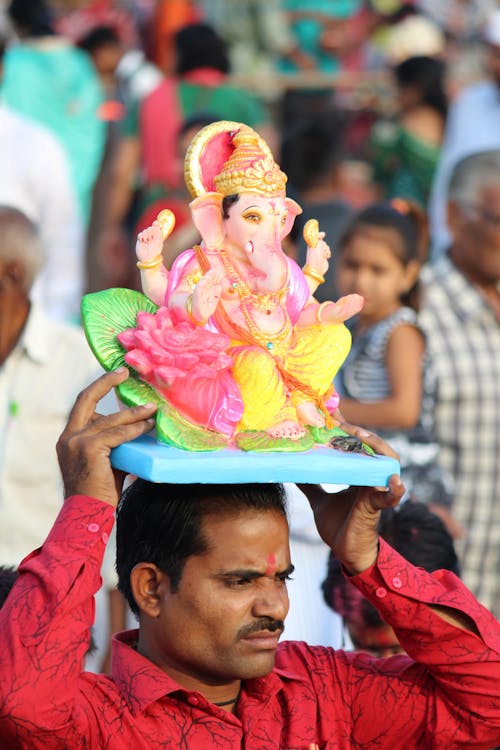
[237,650,277,680]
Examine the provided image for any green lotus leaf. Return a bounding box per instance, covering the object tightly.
[235,430,315,453]
[81,288,158,372]
[156,402,227,452]
[308,425,352,444]
[361,443,375,457]
[116,375,163,409]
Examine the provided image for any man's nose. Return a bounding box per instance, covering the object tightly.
[252,580,289,622]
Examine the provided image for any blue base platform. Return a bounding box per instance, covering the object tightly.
[110,435,400,486]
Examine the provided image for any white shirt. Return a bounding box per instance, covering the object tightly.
[0,306,103,566]
[429,80,500,256]
[283,484,344,648]
[0,105,85,322]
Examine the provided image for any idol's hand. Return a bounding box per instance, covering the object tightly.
[298,423,404,575]
[191,268,223,322]
[305,233,331,277]
[136,221,164,262]
[56,370,157,508]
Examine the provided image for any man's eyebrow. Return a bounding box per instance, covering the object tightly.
[215,563,295,579]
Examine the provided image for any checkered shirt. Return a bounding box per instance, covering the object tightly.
[419,256,500,617]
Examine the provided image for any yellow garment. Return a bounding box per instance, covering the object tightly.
[231,322,351,431]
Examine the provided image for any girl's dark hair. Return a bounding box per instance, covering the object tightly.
[339,199,428,310]
[175,23,230,76]
[116,480,287,616]
[322,501,460,627]
[394,55,448,120]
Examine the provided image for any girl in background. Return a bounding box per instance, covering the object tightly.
[336,200,458,524]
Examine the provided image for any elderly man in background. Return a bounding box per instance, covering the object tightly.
[0,206,102,568]
[419,150,500,619]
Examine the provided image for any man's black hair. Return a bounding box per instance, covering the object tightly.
[116,481,287,615]
[174,23,230,76]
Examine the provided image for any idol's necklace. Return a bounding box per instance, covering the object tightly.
[219,248,291,352]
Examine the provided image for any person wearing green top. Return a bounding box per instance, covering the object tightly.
[370,55,448,208]
[3,0,105,224]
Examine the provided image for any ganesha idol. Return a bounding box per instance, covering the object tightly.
[82,121,364,453]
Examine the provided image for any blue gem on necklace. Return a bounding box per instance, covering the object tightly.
[232,282,238,288]
[266,341,274,350]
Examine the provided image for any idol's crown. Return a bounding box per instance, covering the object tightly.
[214,130,287,197]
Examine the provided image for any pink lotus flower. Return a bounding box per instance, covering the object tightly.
[117,307,243,436]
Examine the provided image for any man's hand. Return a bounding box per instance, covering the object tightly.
[56,369,157,508]
[298,417,405,575]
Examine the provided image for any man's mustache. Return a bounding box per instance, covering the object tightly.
[238,619,285,638]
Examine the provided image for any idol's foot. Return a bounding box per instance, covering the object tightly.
[296,401,326,427]
[267,420,306,440]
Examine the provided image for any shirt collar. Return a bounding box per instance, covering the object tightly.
[112,630,305,716]
[18,304,51,364]
[434,254,494,322]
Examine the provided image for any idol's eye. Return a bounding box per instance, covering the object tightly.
[242,212,261,223]
[277,572,294,583]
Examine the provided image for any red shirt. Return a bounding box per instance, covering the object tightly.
[1,494,499,749]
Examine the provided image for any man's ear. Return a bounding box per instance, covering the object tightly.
[130,563,168,618]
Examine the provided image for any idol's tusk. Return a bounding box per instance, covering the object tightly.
[303,218,319,248]
[156,209,176,240]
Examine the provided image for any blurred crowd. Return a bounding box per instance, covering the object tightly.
[0,0,499,682]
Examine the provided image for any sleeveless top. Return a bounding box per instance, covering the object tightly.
[337,307,454,506]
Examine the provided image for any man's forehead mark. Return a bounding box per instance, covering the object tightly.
[265,553,277,576]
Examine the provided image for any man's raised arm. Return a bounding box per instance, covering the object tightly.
[0,370,156,744]
[299,420,500,748]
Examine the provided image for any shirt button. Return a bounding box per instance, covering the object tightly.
[102,532,109,544]
[188,696,199,706]
[87,523,100,533]
[375,587,387,598]
[392,576,402,589]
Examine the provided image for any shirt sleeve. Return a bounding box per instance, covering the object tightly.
[0,494,114,739]
[344,538,500,748]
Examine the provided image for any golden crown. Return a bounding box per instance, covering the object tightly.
[213,130,287,197]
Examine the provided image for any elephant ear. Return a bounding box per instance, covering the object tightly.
[281,197,303,240]
[189,192,224,249]
[81,288,158,372]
